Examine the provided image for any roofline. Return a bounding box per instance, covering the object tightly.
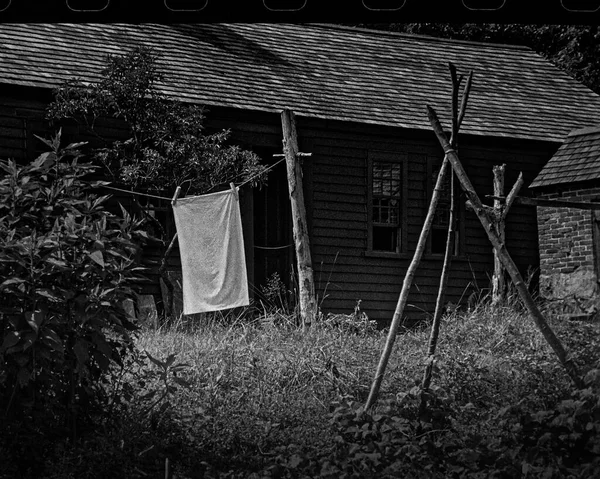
[530,177,600,190]
[307,23,533,52]
[567,125,600,137]
[0,79,564,144]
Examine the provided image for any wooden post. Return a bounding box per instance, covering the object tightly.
[427,105,584,389]
[420,64,470,405]
[492,164,506,305]
[365,156,451,411]
[366,63,473,412]
[281,109,317,329]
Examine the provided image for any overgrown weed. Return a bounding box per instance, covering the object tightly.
[5,300,599,478]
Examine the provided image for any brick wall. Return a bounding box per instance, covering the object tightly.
[537,186,600,313]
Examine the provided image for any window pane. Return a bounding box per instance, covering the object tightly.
[372,160,402,252]
[373,226,398,252]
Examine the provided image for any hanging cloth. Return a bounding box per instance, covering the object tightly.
[172,187,249,314]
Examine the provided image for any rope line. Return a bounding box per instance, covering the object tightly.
[102,185,171,201]
[254,244,293,250]
[236,157,286,190]
[100,157,285,202]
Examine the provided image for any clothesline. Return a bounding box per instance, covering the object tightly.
[102,185,172,201]
[236,157,286,190]
[254,244,292,250]
[100,156,286,203]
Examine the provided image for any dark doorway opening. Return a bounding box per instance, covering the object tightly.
[252,148,294,305]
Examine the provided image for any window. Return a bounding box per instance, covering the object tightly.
[428,159,461,256]
[368,152,406,254]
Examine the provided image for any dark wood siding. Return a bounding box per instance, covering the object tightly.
[0,91,557,323]
[298,117,553,323]
[204,108,556,323]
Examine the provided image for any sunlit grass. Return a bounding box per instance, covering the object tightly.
[128,300,598,475]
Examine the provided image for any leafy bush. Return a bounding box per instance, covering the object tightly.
[0,131,147,445]
[48,46,266,196]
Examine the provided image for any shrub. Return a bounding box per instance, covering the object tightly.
[0,131,147,443]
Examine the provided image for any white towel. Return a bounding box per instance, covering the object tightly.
[172,188,249,314]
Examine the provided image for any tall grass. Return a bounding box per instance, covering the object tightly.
[131,301,597,476]
[8,301,598,478]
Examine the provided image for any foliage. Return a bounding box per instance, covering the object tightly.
[359,24,600,95]
[46,46,266,196]
[323,300,378,335]
[3,301,600,478]
[0,131,147,466]
[258,272,298,317]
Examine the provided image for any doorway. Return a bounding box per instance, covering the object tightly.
[252,148,294,304]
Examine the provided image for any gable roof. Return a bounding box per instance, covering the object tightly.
[530,126,600,188]
[1,23,599,143]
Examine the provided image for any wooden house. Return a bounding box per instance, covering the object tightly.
[1,23,600,322]
[530,127,600,318]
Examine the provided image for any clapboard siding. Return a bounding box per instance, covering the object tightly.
[0,90,556,323]
[284,116,556,322]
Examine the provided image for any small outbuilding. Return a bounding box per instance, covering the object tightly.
[2,24,600,322]
[530,126,600,318]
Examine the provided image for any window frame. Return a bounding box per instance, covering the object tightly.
[366,151,408,257]
[426,156,465,257]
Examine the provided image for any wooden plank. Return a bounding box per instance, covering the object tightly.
[515,196,600,210]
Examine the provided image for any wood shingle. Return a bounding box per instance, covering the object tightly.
[530,126,600,188]
[0,23,599,143]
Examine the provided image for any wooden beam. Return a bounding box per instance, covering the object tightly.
[281,109,317,329]
[515,196,600,210]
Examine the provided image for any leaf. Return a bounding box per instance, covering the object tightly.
[1,331,20,352]
[0,277,26,290]
[73,339,89,365]
[45,257,71,270]
[165,353,177,368]
[33,135,55,150]
[20,332,37,351]
[88,250,105,268]
[41,328,64,355]
[36,288,63,302]
[63,141,88,151]
[145,351,166,369]
[24,310,45,334]
[30,151,56,171]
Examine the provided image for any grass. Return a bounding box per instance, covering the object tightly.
[4,300,600,478]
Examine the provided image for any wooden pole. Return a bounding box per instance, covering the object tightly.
[420,63,470,411]
[427,105,584,389]
[281,109,317,329]
[492,164,506,305]
[365,155,451,411]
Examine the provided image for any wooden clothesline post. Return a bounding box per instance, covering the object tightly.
[280,108,317,329]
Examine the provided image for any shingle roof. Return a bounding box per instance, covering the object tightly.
[530,126,600,188]
[1,23,599,143]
